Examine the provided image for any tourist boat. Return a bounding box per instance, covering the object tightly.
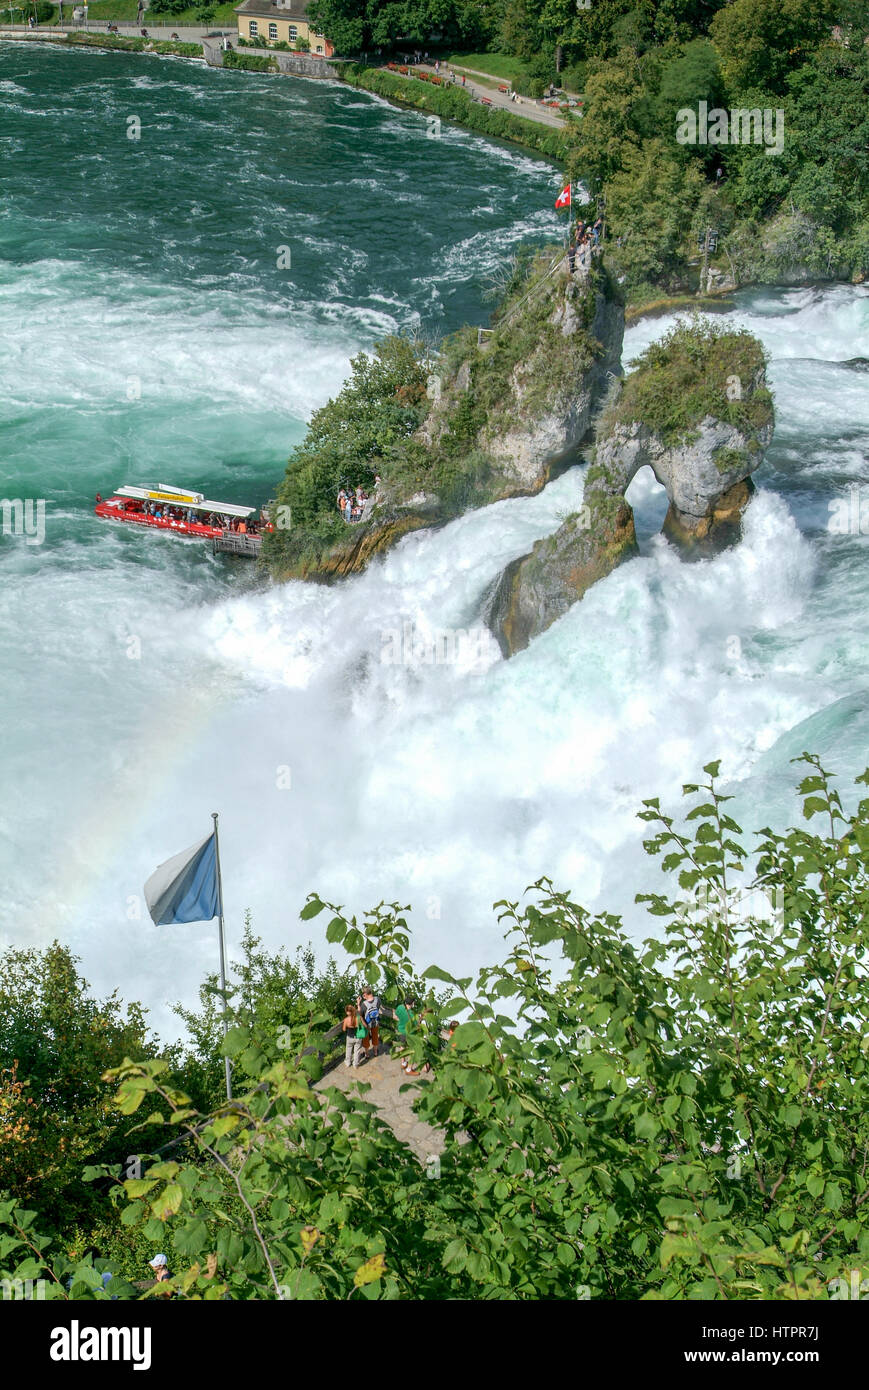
[94,484,267,554]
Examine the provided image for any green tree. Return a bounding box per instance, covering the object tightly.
[603,138,706,287]
[4,757,866,1300]
[0,943,158,1222]
[709,0,837,96]
[263,333,430,573]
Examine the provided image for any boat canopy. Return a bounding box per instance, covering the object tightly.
[113,485,256,520]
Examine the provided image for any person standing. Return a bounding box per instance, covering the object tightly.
[357,987,381,1056]
[342,1003,362,1067]
[149,1254,171,1284]
[395,995,416,1072]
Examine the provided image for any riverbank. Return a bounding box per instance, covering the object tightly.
[0,26,206,55]
[337,64,572,163]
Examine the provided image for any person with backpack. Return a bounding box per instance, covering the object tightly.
[357,987,381,1057]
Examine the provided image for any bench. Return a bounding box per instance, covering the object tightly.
[498,84,509,93]
[399,66,408,74]
[479,96,492,105]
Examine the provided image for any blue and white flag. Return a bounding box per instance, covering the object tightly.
[144,832,220,926]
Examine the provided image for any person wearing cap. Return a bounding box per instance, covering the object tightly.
[149,1253,171,1282]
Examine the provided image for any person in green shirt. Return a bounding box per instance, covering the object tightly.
[395,996,416,1073]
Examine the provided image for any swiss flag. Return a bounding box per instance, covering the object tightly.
[554,184,571,209]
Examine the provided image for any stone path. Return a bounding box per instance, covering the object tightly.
[314,1046,446,1166]
[392,61,569,130]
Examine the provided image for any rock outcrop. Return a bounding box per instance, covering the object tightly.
[488,496,637,657]
[267,255,625,582]
[489,320,775,656]
[479,277,624,496]
[593,403,772,556]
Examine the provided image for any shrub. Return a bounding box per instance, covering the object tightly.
[3,757,867,1301]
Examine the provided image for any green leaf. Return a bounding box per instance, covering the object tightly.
[151,1183,184,1221]
[635,1112,659,1140]
[823,1182,843,1212]
[124,1179,157,1199]
[442,1238,467,1272]
[326,917,347,943]
[299,897,326,920]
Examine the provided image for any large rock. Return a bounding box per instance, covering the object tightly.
[594,391,773,556]
[488,327,775,655]
[488,497,637,656]
[482,278,624,496]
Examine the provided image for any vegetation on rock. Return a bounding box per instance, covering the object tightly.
[264,253,616,582]
[603,317,772,448]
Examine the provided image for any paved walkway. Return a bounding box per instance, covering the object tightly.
[0,23,233,40]
[315,1046,447,1165]
[389,61,569,130]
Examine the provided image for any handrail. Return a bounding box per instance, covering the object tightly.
[491,247,568,333]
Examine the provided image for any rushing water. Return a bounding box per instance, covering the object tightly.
[2,45,867,1036]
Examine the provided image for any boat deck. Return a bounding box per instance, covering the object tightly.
[212,531,262,558]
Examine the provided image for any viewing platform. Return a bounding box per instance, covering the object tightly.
[212,530,262,558]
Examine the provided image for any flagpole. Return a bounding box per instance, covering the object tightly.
[211,811,232,1102]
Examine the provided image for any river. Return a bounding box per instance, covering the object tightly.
[2,44,867,1036]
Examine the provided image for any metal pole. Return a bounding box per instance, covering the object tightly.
[212,811,232,1101]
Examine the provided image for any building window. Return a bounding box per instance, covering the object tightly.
[316,44,323,52]
[288,24,297,38]
[269,22,277,38]
[249,20,257,34]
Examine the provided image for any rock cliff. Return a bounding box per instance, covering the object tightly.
[489,318,774,656]
[264,253,625,583]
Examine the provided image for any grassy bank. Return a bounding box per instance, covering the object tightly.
[42,0,237,21]
[338,64,571,163]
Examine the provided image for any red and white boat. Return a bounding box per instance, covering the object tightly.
[94,484,268,552]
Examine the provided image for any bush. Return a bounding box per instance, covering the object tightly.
[607,315,771,447]
[3,757,867,1301]
[560,61,586,94]
[223,49,275,70]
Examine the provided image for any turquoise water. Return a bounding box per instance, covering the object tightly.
[1,44,867,1035]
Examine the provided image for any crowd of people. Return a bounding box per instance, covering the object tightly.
[337,476,379,524]
[140,501,263,534]
[341,989,458,1075]
[567,216,603,275]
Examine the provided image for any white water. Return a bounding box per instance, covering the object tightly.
[2,47,867,1035]
[2,285,866,1037]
